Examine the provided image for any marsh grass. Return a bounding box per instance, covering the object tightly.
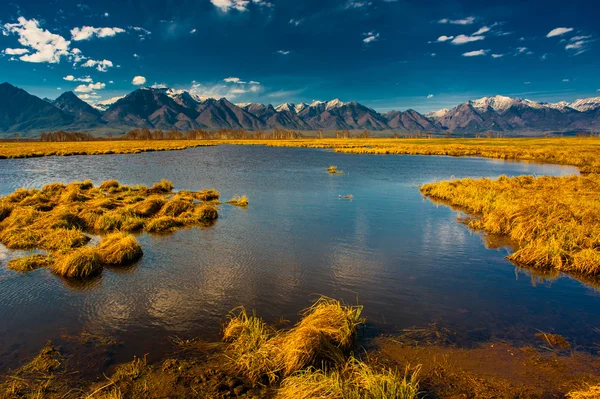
[8,254,52,272]
[568,384,600,399]
[224,297,364,384]
[327,165,343,174]
[227,195,249,207]
[51,246,103,278]
[97,232,143,265]
[421,174,600,277]
[0,179,226,279]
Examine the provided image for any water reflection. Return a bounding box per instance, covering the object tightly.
[0,145,598,370]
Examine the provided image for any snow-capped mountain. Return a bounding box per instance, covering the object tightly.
[1,82,600,135]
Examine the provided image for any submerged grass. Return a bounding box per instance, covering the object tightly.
[0,179,236,280]
[421,174,600,277]
[227,195,249,207]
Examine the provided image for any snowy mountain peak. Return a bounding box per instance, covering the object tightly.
[568,97,600,112]
[426,108,449,119]
[275,103,308,114]
[325,98,346,110]
[470,95,516,114]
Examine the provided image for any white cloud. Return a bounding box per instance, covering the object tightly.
[289,19,303,26]
[565,40,585,50]
[429,53,436,57]
[210,0,272,12]
[277,50,290,55]
[133,53,140,58]
[3,48,29,55]
[427,94,434,99]
[516,47,529,54]
[96,95,125,106]
[562,79,570,82]
[2,17,73,63]
[57,87,62,90]
[436,35,454,42]
[132,76,147,85]
[190,28,197,34]
[346,1,372,9]
[546,27,573,38]
[249,80,260,85]
[491,53,504,58]
[451,34,485,45]
[438,16,475,25]
[151,83,168,88]
[71,26,125,41]
[63,75,93,82]
[104,12,109,17]
[362,31,379,43]
[224,77,245,83]
[462,49,488,57]
[74,82,106,93]
[76,93,101,100]
[524,82,531,85]
[81,59,113,72]
[473,26,491,35]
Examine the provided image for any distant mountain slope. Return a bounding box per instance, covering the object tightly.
[0,83,599,135]
[0,82,74,133]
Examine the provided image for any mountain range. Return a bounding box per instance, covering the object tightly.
[1,82,600,137]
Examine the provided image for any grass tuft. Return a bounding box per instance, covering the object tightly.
[227,195,249,207]
[8,254,53,272]
[51,246,103,278]
[97,232,143,265]
[151,179,174,193]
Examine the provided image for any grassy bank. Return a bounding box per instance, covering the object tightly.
[421,174,600,277]
[1,298,598,398]
[3,138,600,173]
[0,179,234,279]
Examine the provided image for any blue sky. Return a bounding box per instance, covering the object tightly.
[0,0,598,113]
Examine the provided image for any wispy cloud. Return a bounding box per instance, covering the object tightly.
[438,16,475,25]
[462,49,488,57]
[451,34,484,45]
[491,53,504,58]
[277,50,290,55]
[362,31,379,43]
[210,0,273,13]
[435,35,454,42]
[546,27,573,37]
[81,59,113,72]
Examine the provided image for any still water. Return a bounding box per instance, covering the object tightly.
[0,145,597,369]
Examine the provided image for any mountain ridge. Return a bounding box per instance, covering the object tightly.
[1,83,599,136]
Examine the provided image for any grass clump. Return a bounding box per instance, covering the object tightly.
[224,297,364,383]
[151,179,174,193]
[327,165,343,174]
[145,216,184,233]
[51,246,102,278]
[97,232,143,265]
[196,189,220,201]
[568,385,600,399]
[0,179,231,280]
[227,195,249,207]
[8,254,52,272]
[277,361,420,399]
[421,174,600,277]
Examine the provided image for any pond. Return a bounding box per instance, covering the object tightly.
[0,145,597,370]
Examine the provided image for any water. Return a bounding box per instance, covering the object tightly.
[0,145,597,370]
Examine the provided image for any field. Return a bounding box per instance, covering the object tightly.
[3,137,600,172]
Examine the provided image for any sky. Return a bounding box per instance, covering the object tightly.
[0,0,598,113]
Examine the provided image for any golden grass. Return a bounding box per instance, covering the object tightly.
[0,179,231,279]
[421,174,600,277]
[97,232,143,265]
[223,297,364,383]
[227,195,249,207]
[327,165,342,174]
[277,361,420,399]
[8,254,52,272]
[51,246,103,278]
[4,138,600,173]
[0,140,218,158]
[568,384,600,399]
